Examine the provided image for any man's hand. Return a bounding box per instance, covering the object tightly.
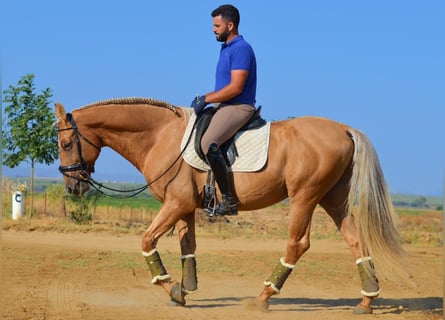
[191,95,207,115]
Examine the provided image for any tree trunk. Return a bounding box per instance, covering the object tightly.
[29,161,35,219]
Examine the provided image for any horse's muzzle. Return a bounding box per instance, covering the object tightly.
[65,178,90,195]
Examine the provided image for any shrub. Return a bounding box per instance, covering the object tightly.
[66,192,99,225]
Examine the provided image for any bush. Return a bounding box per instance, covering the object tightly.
[66,193,99,225]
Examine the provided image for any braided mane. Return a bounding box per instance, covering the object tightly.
[77,97,178,113]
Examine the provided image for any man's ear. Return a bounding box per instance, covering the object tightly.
[228,21,235,32]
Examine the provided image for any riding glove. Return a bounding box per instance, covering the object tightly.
[191,95,207,115]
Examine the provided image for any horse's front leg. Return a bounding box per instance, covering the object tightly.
[177,214,198,294]
[141,205,188,305]
[161,213,199,307]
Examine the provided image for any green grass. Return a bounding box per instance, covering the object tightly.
[95,195,161,211]
[396,208,442,216]
[396,209,424,216]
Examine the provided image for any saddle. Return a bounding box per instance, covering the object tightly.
[194,106,266,166]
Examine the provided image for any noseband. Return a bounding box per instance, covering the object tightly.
[58,113,100,182]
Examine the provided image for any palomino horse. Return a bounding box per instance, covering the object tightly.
[55,97,406,314]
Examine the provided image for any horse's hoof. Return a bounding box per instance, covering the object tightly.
[242,298,269,312]
[353,303,372,314]
[257,300,269,312]
[168,299,185,307]
[169,282,186,306]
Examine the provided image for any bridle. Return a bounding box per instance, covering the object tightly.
[58,112,150,197]
[58,112,151,197]
[57,112,196,198]
[58,113,100,181]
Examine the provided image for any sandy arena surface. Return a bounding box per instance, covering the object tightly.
[2,225,443,320]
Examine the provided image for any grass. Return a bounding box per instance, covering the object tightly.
[396,207,441,216]
[95,195,161,211]
[396,208,443,246]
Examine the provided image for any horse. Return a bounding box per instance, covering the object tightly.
[55,97,407,314]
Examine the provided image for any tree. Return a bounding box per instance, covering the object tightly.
[412,196,428,208]
[2,74,58,217]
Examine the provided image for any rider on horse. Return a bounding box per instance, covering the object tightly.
[191,4,257,216]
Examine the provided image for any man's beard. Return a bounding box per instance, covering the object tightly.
[216,27,230,42]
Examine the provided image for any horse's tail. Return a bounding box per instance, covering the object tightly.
[347,127,408,279]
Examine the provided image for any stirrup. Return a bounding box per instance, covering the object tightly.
[204,196,238,217]
[203,195,217,217]
[203,171,217,216]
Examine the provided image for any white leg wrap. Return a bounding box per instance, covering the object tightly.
[360,288,381,297]
[355,256,372,265]
[280,257,296,269]
[151,274,171,284]
[142,249,157,257]
[263,281,281,293]
[181,254,196,259]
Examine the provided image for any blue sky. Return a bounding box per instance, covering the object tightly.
[2,1,444,196]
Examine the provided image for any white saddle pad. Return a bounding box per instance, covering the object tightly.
[180,108,270,172]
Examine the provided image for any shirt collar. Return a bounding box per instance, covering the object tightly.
[221,35,243,49]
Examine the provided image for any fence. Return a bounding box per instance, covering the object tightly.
[1,191,157,225]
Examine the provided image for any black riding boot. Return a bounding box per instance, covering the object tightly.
[205,143,238,216]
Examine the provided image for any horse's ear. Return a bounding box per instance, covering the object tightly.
[55,102,67,119]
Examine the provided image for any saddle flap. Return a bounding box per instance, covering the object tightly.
[193,106,266,166]
[181,107,270,173]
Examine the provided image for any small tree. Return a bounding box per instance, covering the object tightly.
[66,192,99,224]
[2,74,58,218]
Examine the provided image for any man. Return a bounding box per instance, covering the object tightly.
[191,4,257,216]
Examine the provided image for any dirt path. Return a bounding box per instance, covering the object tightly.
[2,230,443,320]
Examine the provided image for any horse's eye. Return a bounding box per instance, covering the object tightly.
[61,141,72,150]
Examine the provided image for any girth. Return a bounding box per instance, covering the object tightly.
[194,106,266,166]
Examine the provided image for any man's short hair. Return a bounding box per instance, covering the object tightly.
[211,4,240,29]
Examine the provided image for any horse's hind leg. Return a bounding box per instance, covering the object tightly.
[257,198,316,309]
[320,182,380,314]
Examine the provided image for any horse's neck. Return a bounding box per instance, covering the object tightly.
[80,105,186,173]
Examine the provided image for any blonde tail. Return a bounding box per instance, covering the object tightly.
[347,128,407,279]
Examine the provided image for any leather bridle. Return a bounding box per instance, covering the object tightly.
[58,113,100,182]
[56,111,196,198]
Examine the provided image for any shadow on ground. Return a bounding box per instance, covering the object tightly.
[191,296,443,315]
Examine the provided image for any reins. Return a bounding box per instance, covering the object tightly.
[58,110,198,199]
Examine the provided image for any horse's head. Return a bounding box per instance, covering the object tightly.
[55,103,101,195]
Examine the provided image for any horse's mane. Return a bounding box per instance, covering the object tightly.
[77,97,178,113]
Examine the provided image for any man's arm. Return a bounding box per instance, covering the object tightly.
[204,69,249,104]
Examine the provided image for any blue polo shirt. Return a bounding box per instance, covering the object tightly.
[215,35,257,105]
